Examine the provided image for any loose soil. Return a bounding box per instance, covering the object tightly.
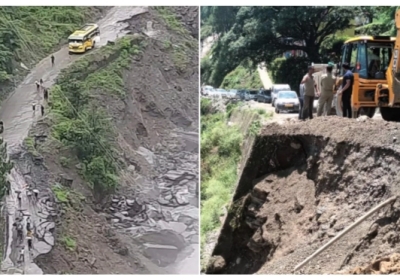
[206,116,400,274]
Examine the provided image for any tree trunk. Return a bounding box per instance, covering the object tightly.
[304,42,321,63]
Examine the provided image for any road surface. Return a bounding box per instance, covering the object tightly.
[0,6,148,274]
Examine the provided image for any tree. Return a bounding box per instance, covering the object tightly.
[0,138,13,199]
[204,6,356,86]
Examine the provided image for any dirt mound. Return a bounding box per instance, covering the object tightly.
[206,116,400,274]
[347,253,400,274]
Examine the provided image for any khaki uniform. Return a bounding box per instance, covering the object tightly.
[317,73,336,116]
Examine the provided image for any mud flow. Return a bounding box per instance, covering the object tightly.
[206,118,400,274]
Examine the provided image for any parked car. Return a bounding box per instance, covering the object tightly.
[256,89,272,103]
[248,89,258,100]
[202,85,214,96]
[271,84,291,107]
[274,91,300,114]
[216,88,228,97]
[238,89,251,101]
[229,89,238,99]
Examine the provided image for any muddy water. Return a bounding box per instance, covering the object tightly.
[0,6,149,274]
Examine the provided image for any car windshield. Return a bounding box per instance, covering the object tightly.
[261,90,271,96]
[278,92,297,99]
[249,90,258,95]
[274,87,290,93]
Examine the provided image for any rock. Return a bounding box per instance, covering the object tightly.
[327,230,336,237]
[128,165,136,172]
[157,220,187,234]
[163,170,185,181]
[44,232,54,246]
[137,147,155,165]
[207,255,226,274]
[126,199,135,206]
[57,174,73,188]
[176,193,189,205]
[75,163,83,170]
[111,218,119,223]
[35,241,52,254]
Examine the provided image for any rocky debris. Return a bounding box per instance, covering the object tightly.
[347,254,400,274]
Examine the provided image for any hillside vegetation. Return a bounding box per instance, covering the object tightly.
[0,7,107,98]
[50,35,144,200]
[220,65,263,89]
[201,6,398,88]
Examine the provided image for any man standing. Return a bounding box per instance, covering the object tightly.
[317,62,336,116]
[337,62,354,118]
[300,66,319,120]
[51,55,55,67]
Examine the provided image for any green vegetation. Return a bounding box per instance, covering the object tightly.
[23,136,40,156]
[0,137,13,200]
[269,57,310,92]
[201,100,243,237]
[220,65,263,89]
[0,7,105,97]
[200,98,272,268]
[154,7,194,74]
[50,35,145,198]
[61,235,76,251]
[201,6,398,88]
[154,7,189,36]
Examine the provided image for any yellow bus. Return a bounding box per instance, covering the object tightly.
[68,24,100,54]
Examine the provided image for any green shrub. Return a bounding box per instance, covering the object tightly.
[220,64,263,89]
[269,56,310,93]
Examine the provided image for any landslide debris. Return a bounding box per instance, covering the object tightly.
[206,116,400,274]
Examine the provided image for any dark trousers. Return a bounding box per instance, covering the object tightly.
[298,97,304,119]
[302,95,314,120]
[342,92,352,118]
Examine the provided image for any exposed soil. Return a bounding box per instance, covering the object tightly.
[10,7,198,274]
[206,116,400,274]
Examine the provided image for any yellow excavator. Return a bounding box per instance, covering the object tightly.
[337,35,395,119]
[375,10,400,121]
[335,10,400,121]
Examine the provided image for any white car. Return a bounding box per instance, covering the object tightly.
[271,84,291,107]
[203,86,214,96]
[216,88,228,98]
[274,91,300,114]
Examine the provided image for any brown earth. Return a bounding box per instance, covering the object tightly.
[18,7,198,274]
[206,116,400,274]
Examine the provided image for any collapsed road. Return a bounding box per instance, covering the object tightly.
[206,116,400,274]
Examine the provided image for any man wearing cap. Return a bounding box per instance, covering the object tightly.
[300,65,320,120]
[317,62,336,116]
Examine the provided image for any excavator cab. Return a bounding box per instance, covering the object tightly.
[339,36,395,118]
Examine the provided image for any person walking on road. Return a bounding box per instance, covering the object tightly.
[26,216,31,231]
[35,81,40,92]
[27,230,33,251]
[317,62,336,116]
[44,88,49,101]
[33,189,39,202]
[17,191,22,208]
[18,246,25,264]
[300,66,319,120]
[51,55,55,67]
[337,62,354,118]
[40,104,45,116]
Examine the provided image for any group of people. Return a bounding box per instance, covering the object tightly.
[298,62,354,120]
[9,184,40,266]
[34,78,49,116]
[15,213,35,265]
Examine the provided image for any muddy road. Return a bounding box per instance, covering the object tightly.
[206,116,400,275]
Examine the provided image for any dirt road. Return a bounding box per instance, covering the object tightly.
[0,6,148,274]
